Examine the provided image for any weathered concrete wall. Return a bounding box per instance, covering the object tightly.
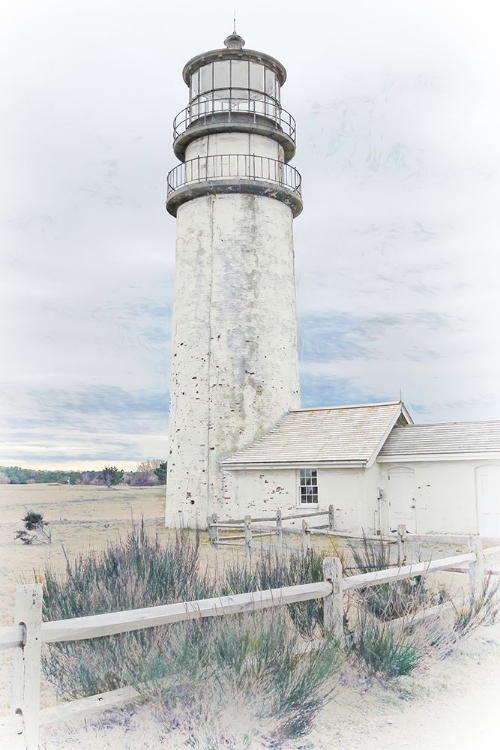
[224,468,368,533]
[223,460,500,537]
[166,188,300,527]
[185,132,282,161]
[225,468,296,522]
[376,460,500,535]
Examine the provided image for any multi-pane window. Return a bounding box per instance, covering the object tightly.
[299,469,318,506]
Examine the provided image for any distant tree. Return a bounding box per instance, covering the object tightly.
[0,466,86,484]
[2,466,30,484]
[127,459,166,487]
[0,472,10,484]
[98,466,124,488]
[154,461,167,484]
[81,471,99,485]
[136,459,164,473]
[129,470,159,487]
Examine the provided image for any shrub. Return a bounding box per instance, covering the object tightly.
[38,525,343,746]
[343,534,456,677]
[15,510,51,545]
[347,610,425,678]
[452,575,500,639]
[348,535,442,621]
[39,523,213,698]
[220,547,326,639]
[129,471,160,487]
[135,608,341,746]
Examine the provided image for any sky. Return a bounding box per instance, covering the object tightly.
[1,0,499,470]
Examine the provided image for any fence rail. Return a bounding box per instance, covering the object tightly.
[207,506,393,556]
[1,535,499,748]
[208,508,334,556]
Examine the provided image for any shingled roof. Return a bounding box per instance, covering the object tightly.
[221,401,412,469]
[378,421,500,460]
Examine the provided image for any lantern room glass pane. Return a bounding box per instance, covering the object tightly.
[265,68,276,98]
[199,64,213,94]
[191,70,199,99]
[249,62,264,93]
[212,89,231,106]
[214,60,230,90]
[231,59,249,90]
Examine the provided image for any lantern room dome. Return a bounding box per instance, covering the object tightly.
[224,32,245,50]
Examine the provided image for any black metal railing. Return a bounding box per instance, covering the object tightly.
[173,96,296,143]
[166,154,302,197]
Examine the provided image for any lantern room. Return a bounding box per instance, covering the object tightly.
[172,32,296,162]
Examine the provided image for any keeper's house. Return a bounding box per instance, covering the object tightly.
[221,402,500,538]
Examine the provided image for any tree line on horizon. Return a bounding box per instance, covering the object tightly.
[0,460,167,487]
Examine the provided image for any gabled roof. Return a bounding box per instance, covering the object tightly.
[221,401,412,470]
[378,421,500,461]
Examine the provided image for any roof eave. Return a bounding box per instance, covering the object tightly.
[377,452,500,463]
[221,460,367,471]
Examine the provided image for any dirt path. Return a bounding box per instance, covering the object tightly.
[308,620,500,749]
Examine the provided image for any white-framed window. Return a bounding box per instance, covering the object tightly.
[298,469,318,506]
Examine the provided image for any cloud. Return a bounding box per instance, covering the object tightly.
[0,385,169,468]
[300,373,394,410]
[0,0,499,469]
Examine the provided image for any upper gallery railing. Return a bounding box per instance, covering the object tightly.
[173,95,296,143]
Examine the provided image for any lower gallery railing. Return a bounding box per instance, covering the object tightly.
[166,154,302,196]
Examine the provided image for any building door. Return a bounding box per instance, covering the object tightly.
[387,468,416,533]
[476,466,500,536]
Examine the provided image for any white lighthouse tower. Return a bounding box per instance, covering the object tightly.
[165,31,302,527]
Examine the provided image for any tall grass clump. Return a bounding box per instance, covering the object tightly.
[346,609,426,678]
[452,575,500,639]
[348,535,444,621]
[135,608,342,747]
[343,535,454,678]
[220,547,326,639]
[38,522,214,698]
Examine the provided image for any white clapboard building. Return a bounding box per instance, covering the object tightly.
[221,402,500,538]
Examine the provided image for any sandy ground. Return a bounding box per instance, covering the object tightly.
[1,484,499,749]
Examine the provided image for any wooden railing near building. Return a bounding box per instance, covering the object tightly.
[1,539,499,749]
[207,506,335,556]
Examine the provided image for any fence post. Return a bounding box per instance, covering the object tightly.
[12,583,43,750]
[322,557,343,641]
[207,516,214,546]
[468,535,485,599]
[244,515,252,558]
[276,508,283,552]
[211,513,219,550]
[397,524,407,566]
[302,519,311,556]
[328,504,334,532]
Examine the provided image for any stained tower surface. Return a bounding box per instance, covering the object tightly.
[165,31,302,527]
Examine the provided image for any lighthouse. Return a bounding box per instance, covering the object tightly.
[165,31,302,527]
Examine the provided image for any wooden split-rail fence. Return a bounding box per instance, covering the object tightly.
[207,506,336,556]
[1,537,499,749]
